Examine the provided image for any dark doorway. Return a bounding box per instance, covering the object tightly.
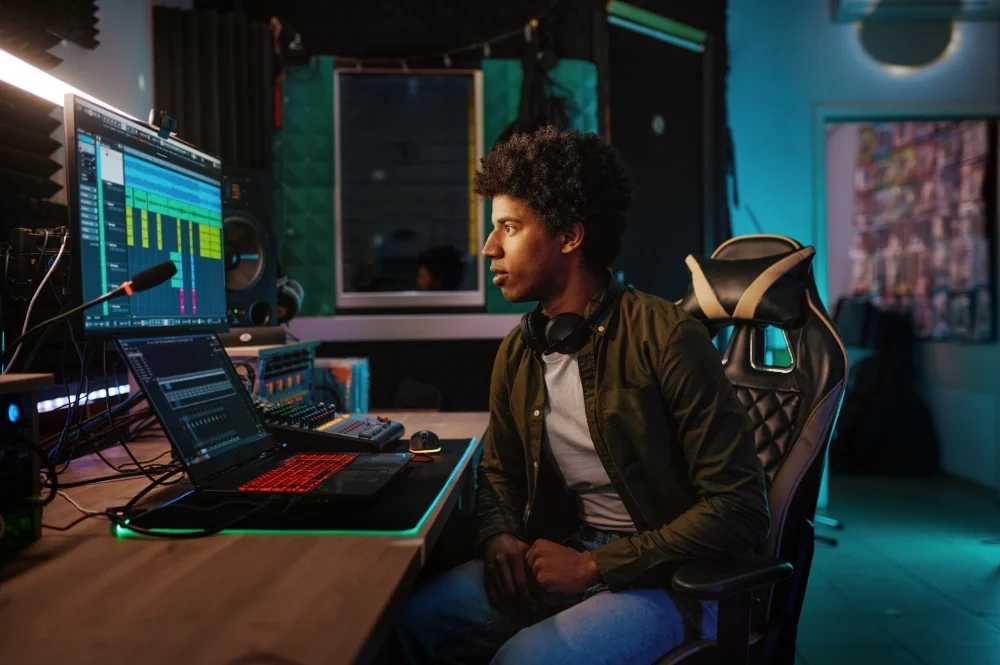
[608,24,707,301]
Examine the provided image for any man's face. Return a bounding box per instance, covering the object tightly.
[482,195,565,303]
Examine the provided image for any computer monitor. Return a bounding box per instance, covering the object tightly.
[64,94,228,337]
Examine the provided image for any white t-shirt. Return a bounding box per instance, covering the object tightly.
[540,350,636,533]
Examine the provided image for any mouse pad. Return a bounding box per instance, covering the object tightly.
[119,438,477,536]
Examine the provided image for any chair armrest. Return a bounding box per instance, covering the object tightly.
[671,557,793,600]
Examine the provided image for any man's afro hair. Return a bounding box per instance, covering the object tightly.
[474,126,633,273]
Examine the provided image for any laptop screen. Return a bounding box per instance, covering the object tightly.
[119,334,273,479]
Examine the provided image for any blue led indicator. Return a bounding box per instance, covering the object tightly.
[8,403,20,423]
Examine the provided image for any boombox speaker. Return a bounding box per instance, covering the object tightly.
[223,167,278,327]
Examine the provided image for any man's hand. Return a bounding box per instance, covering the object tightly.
[483,533,534,615]
[526,539,601,595]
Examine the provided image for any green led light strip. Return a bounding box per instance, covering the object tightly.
[114,437,479,539]
[606,1,707,45]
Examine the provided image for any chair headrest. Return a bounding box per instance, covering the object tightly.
[678,246,816,327]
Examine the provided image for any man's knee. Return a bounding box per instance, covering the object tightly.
[396,560,488,640]
[491,623,563,665]
[396,586,436,638]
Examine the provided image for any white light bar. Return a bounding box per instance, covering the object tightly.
[0,47,136,119]
[37,384,132,414]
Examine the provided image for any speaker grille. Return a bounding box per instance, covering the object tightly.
[224,215,266,292]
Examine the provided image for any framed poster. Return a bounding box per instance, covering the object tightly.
[838,120,996,342]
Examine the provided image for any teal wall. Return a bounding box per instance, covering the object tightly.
[275,57,599,316]
[727,0,1000,490]
[276,57,337,316]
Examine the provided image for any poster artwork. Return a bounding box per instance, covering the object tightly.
[845,120,994,342]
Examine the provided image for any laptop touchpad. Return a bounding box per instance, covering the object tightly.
[324,469,388,489]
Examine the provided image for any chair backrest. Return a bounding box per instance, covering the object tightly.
[678,234,848,632]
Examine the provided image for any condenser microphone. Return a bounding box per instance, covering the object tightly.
[120,260,178,295]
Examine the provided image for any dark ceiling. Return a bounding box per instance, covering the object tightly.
[194,0,584,61]
[192,0,726,64]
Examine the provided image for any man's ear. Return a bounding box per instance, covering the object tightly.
[560,222,585,255]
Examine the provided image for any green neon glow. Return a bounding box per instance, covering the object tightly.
[607,16,703,53]
[113,437,479,539]
[606,1,707,45]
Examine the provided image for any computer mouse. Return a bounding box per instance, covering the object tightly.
[409,430,442,453]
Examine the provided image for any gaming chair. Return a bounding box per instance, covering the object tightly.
[656,234,848,665]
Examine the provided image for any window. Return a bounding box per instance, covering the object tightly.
[334,69,485,309]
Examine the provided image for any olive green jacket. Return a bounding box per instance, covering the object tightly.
[475,278,771,592]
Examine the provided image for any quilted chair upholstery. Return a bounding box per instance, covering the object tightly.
[657,234,848,665]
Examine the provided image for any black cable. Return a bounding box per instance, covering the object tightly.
[38,396,147,452]
[46,465,287,539]
[54,341,98,471]
[42,512,104,531]
[71,392,144,435]
[105,506,265,539]
[115,448,173,471]
[44,498,280,537]
[33,230,50,285]
[127,414,159,438]
[47,327,79,467]
[121,415,161,446]
[19,323,56,373]
[100,340,160,482]
[20,262,71,373]
[105,467,283,539]
[78,404,149,441]
[58,346,94,470]
[50,340,88,469]
[50,467,182,489]
[43,438,178,488]
[117,465,186,515]
[77,343,132,480]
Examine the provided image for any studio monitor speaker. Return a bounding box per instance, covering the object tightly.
[222,167,277,327]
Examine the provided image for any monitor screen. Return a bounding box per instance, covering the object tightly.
[118,334,272,479]
[66,95,228,336]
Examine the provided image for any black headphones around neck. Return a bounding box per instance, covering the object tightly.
[519,277,625,355]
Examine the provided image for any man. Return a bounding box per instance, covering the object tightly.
[391,127,770,664]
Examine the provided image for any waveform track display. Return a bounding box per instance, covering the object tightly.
[123,153,221,212]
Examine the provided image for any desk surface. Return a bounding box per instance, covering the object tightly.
[0,411,488,665]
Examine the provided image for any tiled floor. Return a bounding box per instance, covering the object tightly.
[795,474,1000,665]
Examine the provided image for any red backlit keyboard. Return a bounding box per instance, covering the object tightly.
[238,453,357,493]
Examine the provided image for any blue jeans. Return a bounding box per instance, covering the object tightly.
[390,527,717,665]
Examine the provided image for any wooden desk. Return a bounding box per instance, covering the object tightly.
[0,412,488,665]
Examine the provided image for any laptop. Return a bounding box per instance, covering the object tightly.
[118,334,411,498]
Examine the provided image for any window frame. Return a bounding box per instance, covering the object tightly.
[333,67,486,310]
